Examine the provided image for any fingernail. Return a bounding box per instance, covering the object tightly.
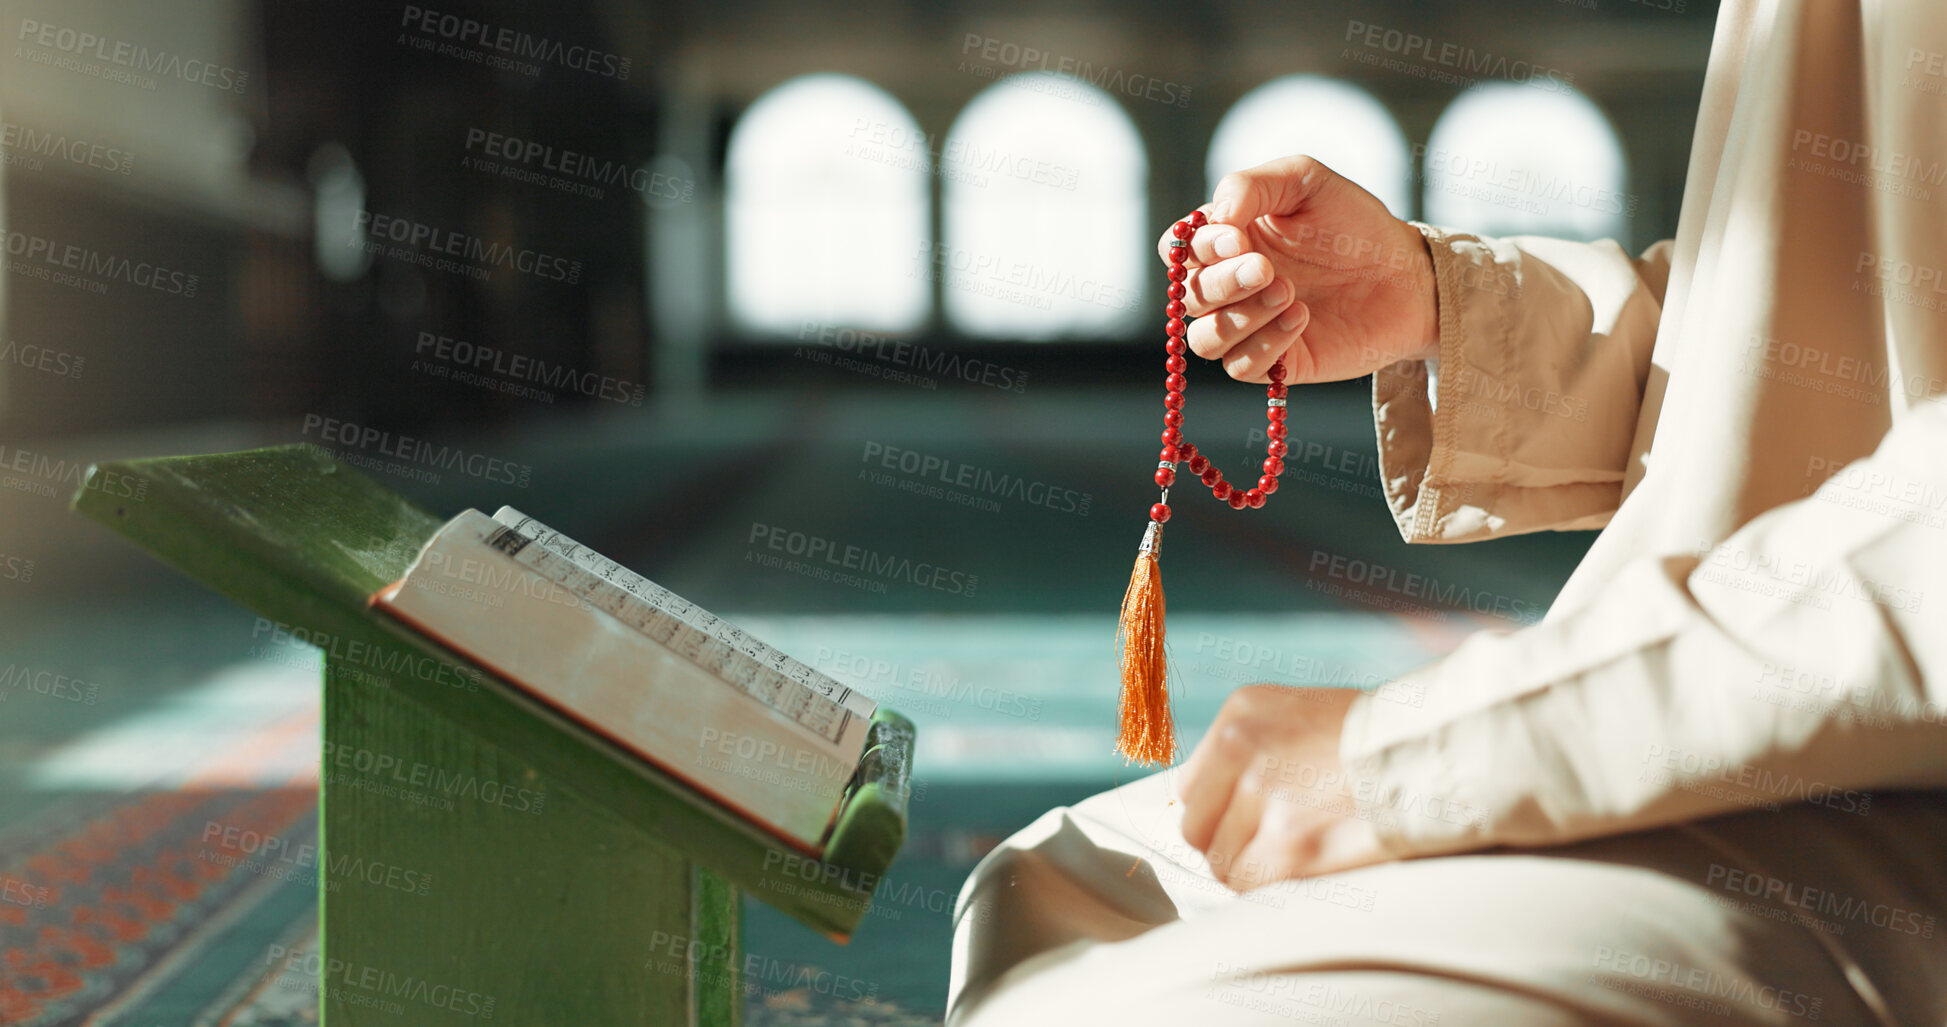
[1259,280,1288,308]
[1237,260,1268,289]
[1213,231,1242,260]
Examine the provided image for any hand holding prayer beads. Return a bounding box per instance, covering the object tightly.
[1116,210,1293,768]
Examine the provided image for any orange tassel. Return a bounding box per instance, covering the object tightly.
[1116,520,1175,766]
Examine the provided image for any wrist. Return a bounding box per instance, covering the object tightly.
[1405,224,1441,362]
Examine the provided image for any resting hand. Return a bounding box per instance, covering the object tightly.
[1178,685,1393,890]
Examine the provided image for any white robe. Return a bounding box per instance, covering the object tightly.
[949,1,1947,1022]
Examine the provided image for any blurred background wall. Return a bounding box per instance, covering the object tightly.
[0,0,1719,1021]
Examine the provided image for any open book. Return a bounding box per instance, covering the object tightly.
[370,507,878,854]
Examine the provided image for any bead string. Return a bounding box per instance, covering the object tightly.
[1150,209,1288,526]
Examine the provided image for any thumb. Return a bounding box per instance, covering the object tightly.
[1209,154,1338,228]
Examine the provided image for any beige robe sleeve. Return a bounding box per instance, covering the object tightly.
[1343,397,1947,857]
[1376,224,1674,543]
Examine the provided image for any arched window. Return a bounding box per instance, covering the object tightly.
[1421,84,1630,242]
[941,73,1146,339]
[725,75,930,335]
[1207,76,1413,217]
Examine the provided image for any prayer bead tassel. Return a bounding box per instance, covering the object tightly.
[1116,518,1174,766]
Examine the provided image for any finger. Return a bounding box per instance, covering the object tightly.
[1230,812,1318,891]
[1156,208,1228,269]
[1203,778,1267,886]
[1182,253,1275,317]
[1188,223,1248,266]
[1210,154,1338,228]
[1178,721,1265,852]
[1185,280,1293,363]
[1217,301,1311,382]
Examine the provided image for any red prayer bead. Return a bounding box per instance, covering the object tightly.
[1267,440,1287,458]
[1263,457,1284,476]
[1166,319,1186,337]
[1172,221,1194,241]
[1267,406,1287,423]
[1168,247,1189,265]
[1269,382,1288,399]
[1258,475,1279,495]
[1155,467,1175,488]
[1179,442,1198,461]
[1166,373,1187,392]
[1151,502,1171,523]
[1166,300,1185,319]
[1160,444,1179,462]
[1212,479,1232,501]
[1161,427,1182,446]
[1165,355,1186,374]
[1164,391,1184,410]
[1167,282,1186,300]
[1166,338,1187,356]
[1189,210,1208,228]
[1267,422,1287,441]
[1199,465,1221,486]
[1227,489,1248,509]
[1244,488,1265,509]
[1167,264,1187,282]
[1163,409,1182,428]
[1267,359,1286,381]
[1187,454,1209,475]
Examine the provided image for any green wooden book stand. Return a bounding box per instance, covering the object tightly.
[70,444,914,1026]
